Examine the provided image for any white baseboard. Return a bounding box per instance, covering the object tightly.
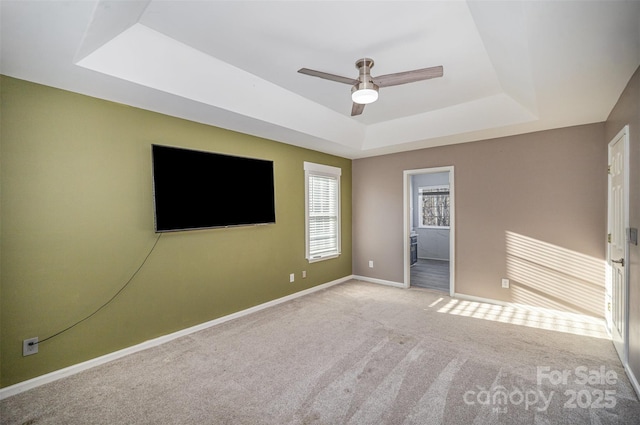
[452,292,511,307]
[353,275,407,289]
[453,292,607,322]
[625,363,640,401]
[418,257,450,262]
[5,277,630,402]
[0,275,352,400]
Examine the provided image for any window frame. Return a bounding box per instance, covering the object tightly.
[304,161,341,263]
[418,185,450,229]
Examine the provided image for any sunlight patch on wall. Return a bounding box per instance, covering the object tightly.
[505,231,605,317]
[435,298,608,339]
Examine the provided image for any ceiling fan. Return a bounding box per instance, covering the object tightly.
[298,58,443,116]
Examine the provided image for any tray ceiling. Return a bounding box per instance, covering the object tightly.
[2,1,638,158]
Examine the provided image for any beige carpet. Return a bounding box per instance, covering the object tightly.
[2,280,639,424]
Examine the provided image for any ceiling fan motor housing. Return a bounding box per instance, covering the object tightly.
[352,58,379,104]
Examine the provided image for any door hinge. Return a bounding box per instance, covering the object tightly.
[607,233,611,243]
[607,165,611,174]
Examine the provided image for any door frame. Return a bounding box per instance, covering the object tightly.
[607,124,630,365]
[403,166,455,295]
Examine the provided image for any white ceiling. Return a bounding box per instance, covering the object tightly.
[2,1,639,159]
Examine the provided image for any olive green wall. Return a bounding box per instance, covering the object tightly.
[0,76,352,388]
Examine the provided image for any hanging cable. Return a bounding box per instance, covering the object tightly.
[29,233,163,346]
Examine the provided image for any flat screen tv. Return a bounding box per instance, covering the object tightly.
[151,145,276,232]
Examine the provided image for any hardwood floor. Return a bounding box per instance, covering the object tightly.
[410,259,449,292]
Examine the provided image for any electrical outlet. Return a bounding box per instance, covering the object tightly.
[302,271,307,278]
[369,260,374,268]
[501,278,510,289]
[290,273,295,283]
[23,337,38,356]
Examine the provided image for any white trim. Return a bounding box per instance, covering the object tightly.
[418,225,451,230]
[453,292,512,307]
[453,292,610,325]
[353,275,405,289]
[351,283,598,321]
[621,124,630,365]
[625,363,640,400]
[453,291,583,317]
[304,162,342,262]
[0,275,352,400]
[419,256,450,262]
[403,166,455,295]
[303,161,341,176]
[418,185,449,193]
[607,125,630,367]
[307,253,339,263]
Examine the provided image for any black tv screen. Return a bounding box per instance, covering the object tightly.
[151,145,276,232]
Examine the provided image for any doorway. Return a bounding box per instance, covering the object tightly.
[403,166,455,295]
[607,125,629,366]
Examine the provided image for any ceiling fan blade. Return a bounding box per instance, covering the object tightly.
[374,65,443,88]
[351,103,365,116]
[298,68,359,85]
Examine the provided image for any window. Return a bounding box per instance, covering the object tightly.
[304,162,341,262]
[419,185,450,228]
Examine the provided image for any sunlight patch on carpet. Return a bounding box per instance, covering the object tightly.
[434,298,609,339]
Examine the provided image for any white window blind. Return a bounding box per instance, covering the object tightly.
[304,162,341,262]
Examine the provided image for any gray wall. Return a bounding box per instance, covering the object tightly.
[353,123,607,318]
[411,172,450,260]
[605,65,640,396]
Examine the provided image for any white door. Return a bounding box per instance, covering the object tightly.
[608,126,628,364]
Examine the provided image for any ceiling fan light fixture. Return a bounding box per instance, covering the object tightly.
[351,82,379,104]
[299,57,443,115]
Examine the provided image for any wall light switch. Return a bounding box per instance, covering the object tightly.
[501,278,510,289]
[369,260,374,268]
[289,273,295,283]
